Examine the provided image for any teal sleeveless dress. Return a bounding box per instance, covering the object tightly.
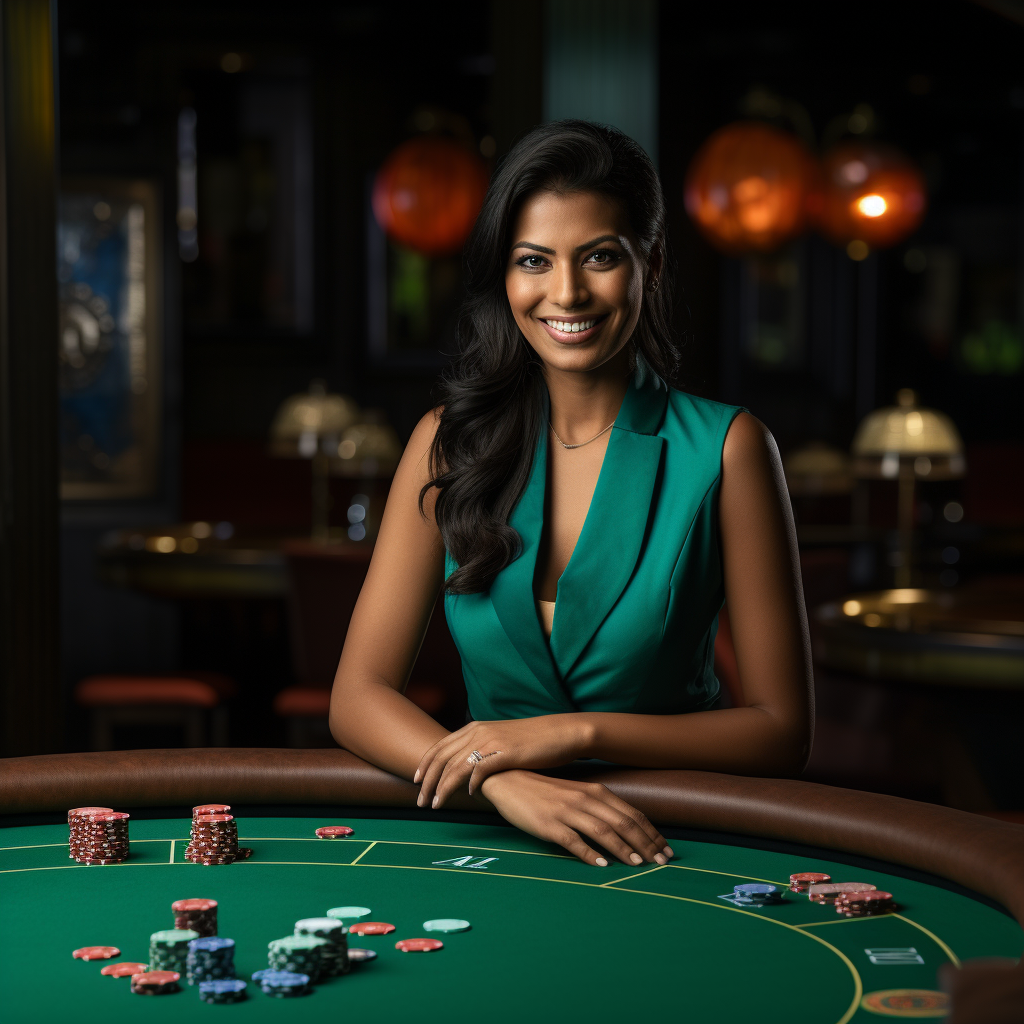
[444,371,744,721]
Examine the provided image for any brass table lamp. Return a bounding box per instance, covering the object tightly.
[851,389,965,587]
[270,381,359,541]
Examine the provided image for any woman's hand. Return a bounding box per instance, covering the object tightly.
[414,715,592,808]
[478,770,673,867]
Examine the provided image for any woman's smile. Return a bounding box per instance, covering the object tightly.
[537,313,609,343]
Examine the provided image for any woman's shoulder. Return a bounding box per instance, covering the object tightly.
[662,386,745,439]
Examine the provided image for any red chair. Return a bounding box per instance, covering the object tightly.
[74,672,235,750]
[275,540,460,747]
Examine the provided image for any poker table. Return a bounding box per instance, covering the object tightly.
[2,750,1023,1023]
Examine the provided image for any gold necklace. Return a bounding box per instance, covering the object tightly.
[548,420,614,450]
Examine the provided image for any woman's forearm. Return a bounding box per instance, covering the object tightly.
[329,677,449,781]
[576,705,811,776]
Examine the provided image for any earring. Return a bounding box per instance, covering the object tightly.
[648,278,660,293]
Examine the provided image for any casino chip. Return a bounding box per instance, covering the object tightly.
[423,918,471,933]
[172,897,218,937]
[73,946,120,960]
[131,970,181,996]
[789,872,831,893]
[199,979,247,1004]
[294,918,349,976]
[326,906,371,923]
[395,938,444,953]
[315,825,354,839]
[732,883,781,905]
[100,962,149,978]
[348,921,395,936]
[346,948,377,964]
[808,881,875,904]
[256,970,311,998]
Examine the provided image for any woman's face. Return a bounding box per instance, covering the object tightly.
[505,190,649,376]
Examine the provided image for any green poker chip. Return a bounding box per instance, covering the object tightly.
[326,906,371,922]
[423,918,471,933]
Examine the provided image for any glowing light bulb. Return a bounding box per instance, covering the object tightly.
[857,194,887,218]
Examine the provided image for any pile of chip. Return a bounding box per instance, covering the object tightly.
[198,979,247,1004]
[267,934,329,982]
[789,871,831,893]
[252,969,311,998]
[807,881,876,905]
[186,936,236,985]
[149,928,199,973]
[172,897,218,936]
[837,890,895,917]
[731,883,783,905]
[186,811,241,865]
[131,970,181,996]
[294,917,349,976]
[68,807,130,865]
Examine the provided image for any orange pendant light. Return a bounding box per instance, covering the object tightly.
[372,136,490,257]
[684,122,815,255]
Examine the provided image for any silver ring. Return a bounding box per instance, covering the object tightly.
[467,750,484,765]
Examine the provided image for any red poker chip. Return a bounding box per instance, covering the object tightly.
[193,804,231,817]
[171,898,217,912]
[348,922,395,936]
[194,813,234,823]
[68,807,114,819]
[315,826,355,839]
[395,938,444,953]
[83,811,130,824]
[132,971,180,985]
[236,847,253,859]
[101,962,149,978]
[73,946,121,960]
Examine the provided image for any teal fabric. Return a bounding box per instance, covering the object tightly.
[444,373,744,721]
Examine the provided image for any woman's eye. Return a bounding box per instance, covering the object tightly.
[517,255,547,269]
[586,250,619,266]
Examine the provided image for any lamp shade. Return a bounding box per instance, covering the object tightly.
[814,141,926,249]
[372,136,489,256]
[852,389,964,480]
[684,122,815,255]
[270,384,359,458]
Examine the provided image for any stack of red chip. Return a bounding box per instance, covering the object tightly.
[172,897,218,936]
[68,808,130,865]
[186,814,239,865]
[837,890,895,917]
[789,872,830,893]
[131,970,181,995]
[101,962,149,978]
[808,881,876,905]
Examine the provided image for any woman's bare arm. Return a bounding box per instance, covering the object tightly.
[328,409,450,776]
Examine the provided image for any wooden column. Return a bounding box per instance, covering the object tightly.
[0,0,61,754]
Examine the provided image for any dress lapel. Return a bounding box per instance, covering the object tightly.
[550,373,668,680]
[488,405,576,712]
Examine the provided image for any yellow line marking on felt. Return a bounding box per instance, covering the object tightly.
[600,864,665,886]
[238,837,576,861]
[347,842,376,866]
[893,913,961,968]
[664,862,790,886]
[168,840,175,863]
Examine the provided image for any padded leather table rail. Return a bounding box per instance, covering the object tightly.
[3,747,1023,928]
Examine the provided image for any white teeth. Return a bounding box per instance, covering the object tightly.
[546,319,596,333]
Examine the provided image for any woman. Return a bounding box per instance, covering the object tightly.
[331,120,813,868]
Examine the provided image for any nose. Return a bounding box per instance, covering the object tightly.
[547,259,589,310]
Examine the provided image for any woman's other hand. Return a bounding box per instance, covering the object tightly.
[478,770,673,867]
[414,715,594,808]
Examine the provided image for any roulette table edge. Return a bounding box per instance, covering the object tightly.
[2,747,1023,1021]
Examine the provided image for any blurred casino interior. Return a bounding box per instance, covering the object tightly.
[1,0,1022,817]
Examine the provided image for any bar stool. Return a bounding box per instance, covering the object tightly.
[74,673,235,751]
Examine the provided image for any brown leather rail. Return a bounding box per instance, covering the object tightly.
[2,748,1023,928]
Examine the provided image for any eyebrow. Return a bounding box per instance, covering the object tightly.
[510,234,623,255]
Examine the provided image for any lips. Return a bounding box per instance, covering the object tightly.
[538,314,608,343]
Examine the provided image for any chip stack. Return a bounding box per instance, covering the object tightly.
[294,917,349,976]
[732,883,783,905]
[149,929,199,973]
[267,935,329,983]
[789,872,831,893]
[199,979,247,1004]
[172,897,218,936]
[130,970,181,996]
[186,937,236,985]
[186,814,239,865]
[68,809,130,865]
[252,970,311,998]
[837,890,895,917]
[808,882,876,905]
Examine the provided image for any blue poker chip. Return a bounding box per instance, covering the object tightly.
[190,937,235,952]
[734,883,777,897]
[256,970,309,988]
[199,979,247,994]
[346,947,378,964]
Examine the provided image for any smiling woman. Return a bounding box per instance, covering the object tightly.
[329,121,813,871]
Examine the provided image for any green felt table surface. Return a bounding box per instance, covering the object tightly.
[2,815,1021,1023]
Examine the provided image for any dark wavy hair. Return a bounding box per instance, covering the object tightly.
[422,119,681,594]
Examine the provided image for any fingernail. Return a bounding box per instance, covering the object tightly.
[654,853,667,865]
[596,857,608,867]
[413,770,421,783]
[431,796,438,809]
[630,853,643,865]
[663,846,674,859]
[416,796,422,807]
